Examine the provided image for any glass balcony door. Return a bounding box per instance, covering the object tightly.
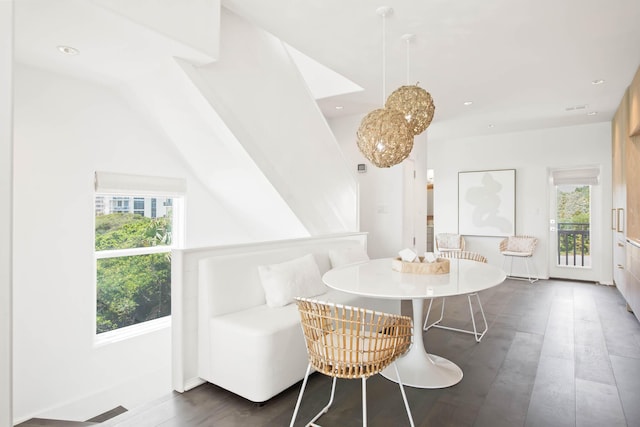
[548,167,602,282]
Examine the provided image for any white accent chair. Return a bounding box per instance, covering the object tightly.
[500,235,539,283]
[290,297,415,427]
[435,233,465,253]
[423,251,489,342]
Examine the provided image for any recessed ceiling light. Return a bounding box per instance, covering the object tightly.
[488,124,495,128]
[57,45,79,55]
[587,111,598,116]
[335,106,343,110]
[565,104,587,111]
[591,79,605,85]
[463,101,473,106]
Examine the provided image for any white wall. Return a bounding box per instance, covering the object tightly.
[428,122,612,283]
[11,63,250,423]
[331,115,612,282]
[329,115,428,258]
[412,132,429,255]
[0,1,13,425]
[183,8,358,235]
[330,115,402,257]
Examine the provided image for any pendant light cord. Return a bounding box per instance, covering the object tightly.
[401,33,415,85]
[376,6,393,105]
[381,12,386,105]
[405,37,410,85]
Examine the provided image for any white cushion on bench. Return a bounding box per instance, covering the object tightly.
[258,253,327,307]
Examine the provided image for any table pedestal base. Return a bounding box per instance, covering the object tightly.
[381,345,462,389]
[381,298,463,388]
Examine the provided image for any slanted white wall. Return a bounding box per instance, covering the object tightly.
[181,8,358,235]
[118,59,310,242]
[1,1,13,425]
[90,0,221,62]
[11,63,255,423]
[428,122,612,283]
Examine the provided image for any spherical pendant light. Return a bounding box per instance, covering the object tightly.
[385,84,435,136]
[356,108,414,168]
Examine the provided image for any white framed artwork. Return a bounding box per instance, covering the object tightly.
[458,169,516,237]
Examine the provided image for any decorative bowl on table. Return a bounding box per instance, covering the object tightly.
[391,257,450,275]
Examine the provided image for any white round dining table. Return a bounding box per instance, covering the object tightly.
[322,257,507,388]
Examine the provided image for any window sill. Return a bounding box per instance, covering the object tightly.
[94,316,171,347]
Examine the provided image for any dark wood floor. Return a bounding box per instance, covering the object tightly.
[103,279,640,427]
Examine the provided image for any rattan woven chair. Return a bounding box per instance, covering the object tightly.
[499,235,539,283]
[423,251,489,342]
[290,297,414,427]
[435,233,465,253]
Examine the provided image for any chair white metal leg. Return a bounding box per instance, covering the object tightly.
[502,255,510,276]
[524,257,539,283]
[423,294,488,342]
[290,364,337,427]
[423,297,446,331]
[362,377,367,427]
[466,293,488,341]
[502,255,538,283]
[393,362,415,427]
[290,362,414,427]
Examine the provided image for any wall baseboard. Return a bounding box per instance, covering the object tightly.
[182,377,206,392]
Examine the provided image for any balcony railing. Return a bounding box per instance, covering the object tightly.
[557,222,590,267]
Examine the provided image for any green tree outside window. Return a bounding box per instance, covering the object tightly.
[95,211,172,333]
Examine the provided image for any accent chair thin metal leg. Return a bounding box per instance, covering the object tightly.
[502,255,516,277]
[361,363,414,427]
[393,362,415,427]
[291,363,414,427]
[467,293,488,342]
[290,364,311,427]
[362,377,367,427]
[423,297,446,331]
[524,257,539,283]
[290,364,337,427]
[504,255,538,283]
[423,294,488,342]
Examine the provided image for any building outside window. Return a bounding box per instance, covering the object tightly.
[133,197,145,215]
[151,198,157,218]
[111,196,130,213]
[95,194,177,334]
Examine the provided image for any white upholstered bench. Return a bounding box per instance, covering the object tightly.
[195,233,398,403]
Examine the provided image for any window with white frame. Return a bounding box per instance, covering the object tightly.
[94,172,185,334]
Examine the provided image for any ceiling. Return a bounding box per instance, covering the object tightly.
[14,0,640,143]
[223,0,640,142]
